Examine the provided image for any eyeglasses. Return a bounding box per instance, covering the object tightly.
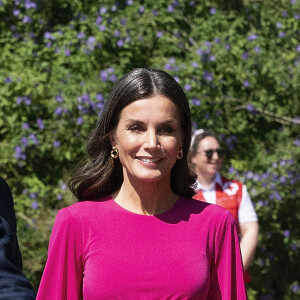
[197,148,225,160]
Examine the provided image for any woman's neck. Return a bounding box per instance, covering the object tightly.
[197,173,216,188]
[112,177,178,216]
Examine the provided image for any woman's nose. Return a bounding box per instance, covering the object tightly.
[144,129,160,150]
[212,150,220,160]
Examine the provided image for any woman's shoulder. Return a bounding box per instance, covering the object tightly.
[181,197,235,223]
[57,196,113,220]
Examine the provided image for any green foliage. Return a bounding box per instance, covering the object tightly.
[0,0,299,297]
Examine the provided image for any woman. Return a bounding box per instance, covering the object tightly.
[0,177,36,299]
[189,129,259,281]
[37,69,247,299]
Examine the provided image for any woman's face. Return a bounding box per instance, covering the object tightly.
[191,136,223,180]
[111,95,183,185]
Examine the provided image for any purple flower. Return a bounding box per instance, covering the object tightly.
[254,46,261,53]
[296,44,300,52]
[100,71,108,81]
[279,31,286,37]
[13,9,20,16]
[21,137,28,147]
[96,93,103,102]
[156,31,163,38]
[245,171,254,179]
[291,0,296,4]
[276,22,282,28]
[56,93,63,102]
[36,118,45,129]
[77,32,85,39]
[291,283,300,293]
[25,0,37,9]
[204,41,211,48]
[203,71,213,82]
[77,117,84,125]
[14,145,23,159]
[247,34,258,41]
[65,49,71,56]
[228,167,235,174]
[282,10,288,17]
[55,107,63,116]
[31,201,39,209]
[120,19,127,25]
[53,140,61,147]
[44,31,53,39]
[184,84,191,91]
[100,7,107,15]
[99,24,106,31]
[87,36,96,50]
[225,44,231,50]
[4,77,12,83]
[29,133,39,145]
[209,55,216,62]
[110,74,117,82]
[191,98,200,106]
[295,14,300,19]
[243,80,250,87]
[164,63,173,71]
[23,16,32,23]
[114,30,120,37]
[192,62,198,68]
[117,39,124,47]
[283,230,290,237]
[127,0,133,4]
[189,1,195,6]
[210,8,216,15]
[167,5,174,12]
[22,122,29,130]
[96,16,102,25]
[214,38,221,44]
[57,194,63,200]
[139,6,145,15]
[242,52,249,60]
[246,104,256,112]
[152,9,158,16]
[293,139,300,146]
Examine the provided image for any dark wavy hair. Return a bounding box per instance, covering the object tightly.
[69,68,196,201]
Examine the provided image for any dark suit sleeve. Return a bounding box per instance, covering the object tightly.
[0,177,22,269]
[0,217,36,299]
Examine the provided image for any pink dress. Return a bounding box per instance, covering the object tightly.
[37,196,247,299]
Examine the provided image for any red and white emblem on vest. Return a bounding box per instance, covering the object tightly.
[222,182,239,196]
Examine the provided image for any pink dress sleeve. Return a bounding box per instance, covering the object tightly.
[207,210,247,299]
[37,209,83,300]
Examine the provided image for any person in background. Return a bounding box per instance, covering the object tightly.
[189,129,259,282]
[37,68,247,299]
[0,177,36,299]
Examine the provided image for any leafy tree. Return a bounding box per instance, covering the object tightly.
[0,0,299,297]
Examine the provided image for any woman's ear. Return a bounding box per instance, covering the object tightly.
[190,153,197,165]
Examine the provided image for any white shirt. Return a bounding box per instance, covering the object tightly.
[196,173,258,224]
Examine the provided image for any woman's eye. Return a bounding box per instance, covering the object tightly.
[158,126,174,134]
[128,125,144,132]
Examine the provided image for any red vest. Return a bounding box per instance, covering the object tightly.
[194,176,243,223]
[194,177,251,283]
